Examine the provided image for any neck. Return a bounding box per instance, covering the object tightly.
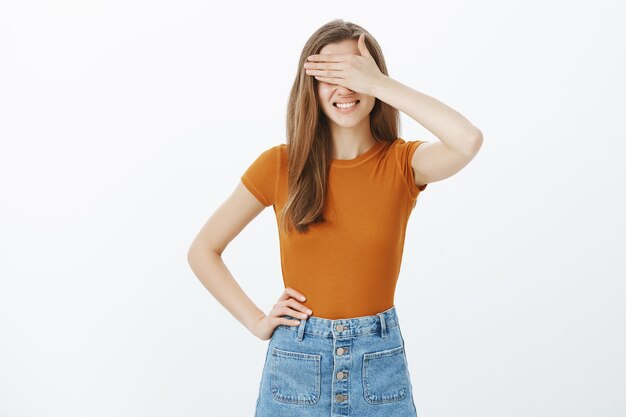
[330,119,377,160]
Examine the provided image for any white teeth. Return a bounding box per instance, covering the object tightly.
[335,101,357,108]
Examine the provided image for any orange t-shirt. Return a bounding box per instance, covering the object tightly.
[240,138,428,319]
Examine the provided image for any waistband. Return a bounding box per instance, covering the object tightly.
[280,305,400,340]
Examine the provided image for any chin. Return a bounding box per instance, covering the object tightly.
[334,120,363,128]
[324,109,366,125]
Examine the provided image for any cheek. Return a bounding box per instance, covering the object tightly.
[317,86,333,101]
[362,98,376,112]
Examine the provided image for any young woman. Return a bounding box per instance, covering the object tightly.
[188,19,482,417]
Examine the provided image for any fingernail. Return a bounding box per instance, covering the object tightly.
[307,309,312,314]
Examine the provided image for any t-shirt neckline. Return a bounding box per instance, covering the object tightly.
[331,140,386,168]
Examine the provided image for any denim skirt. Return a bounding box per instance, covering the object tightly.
[254,305,419,417]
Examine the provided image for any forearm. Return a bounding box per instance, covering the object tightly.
[187,247,265,333]
[370,75,482,154]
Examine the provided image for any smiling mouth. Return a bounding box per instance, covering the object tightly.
[333,100,360,108]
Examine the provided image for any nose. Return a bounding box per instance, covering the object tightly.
[334,85,356,96]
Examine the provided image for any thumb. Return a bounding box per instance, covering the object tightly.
[358,33,372,57]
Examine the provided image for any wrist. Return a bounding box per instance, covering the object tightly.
[248,313,266,333]
[370,73,391,98]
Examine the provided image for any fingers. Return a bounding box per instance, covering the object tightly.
[281,287,306,302]
[270,305,305,326]
[307,53,350,62]
[281,302,311,319]
[275,297,312,317]
[274,287,313,326]
[279,317,302,326]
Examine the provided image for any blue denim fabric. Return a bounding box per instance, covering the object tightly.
[254,305,419,417]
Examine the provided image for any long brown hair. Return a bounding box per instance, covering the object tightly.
[280,19,400,235]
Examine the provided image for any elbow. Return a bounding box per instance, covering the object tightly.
[466,129,483,156]
[187,245,198,267]
[187,244,206,266]
[187,243,221,266]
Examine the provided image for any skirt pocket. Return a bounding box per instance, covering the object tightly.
[270,346,321,405]
[362,345,409,404]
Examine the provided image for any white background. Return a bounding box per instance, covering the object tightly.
[1,1,624,416]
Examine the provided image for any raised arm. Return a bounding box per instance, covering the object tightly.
[371,76,483,188]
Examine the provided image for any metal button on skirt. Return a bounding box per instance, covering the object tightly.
[254,305,419,417]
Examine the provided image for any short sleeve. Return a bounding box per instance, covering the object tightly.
[240,146,279,207]
[395,139,428,198]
